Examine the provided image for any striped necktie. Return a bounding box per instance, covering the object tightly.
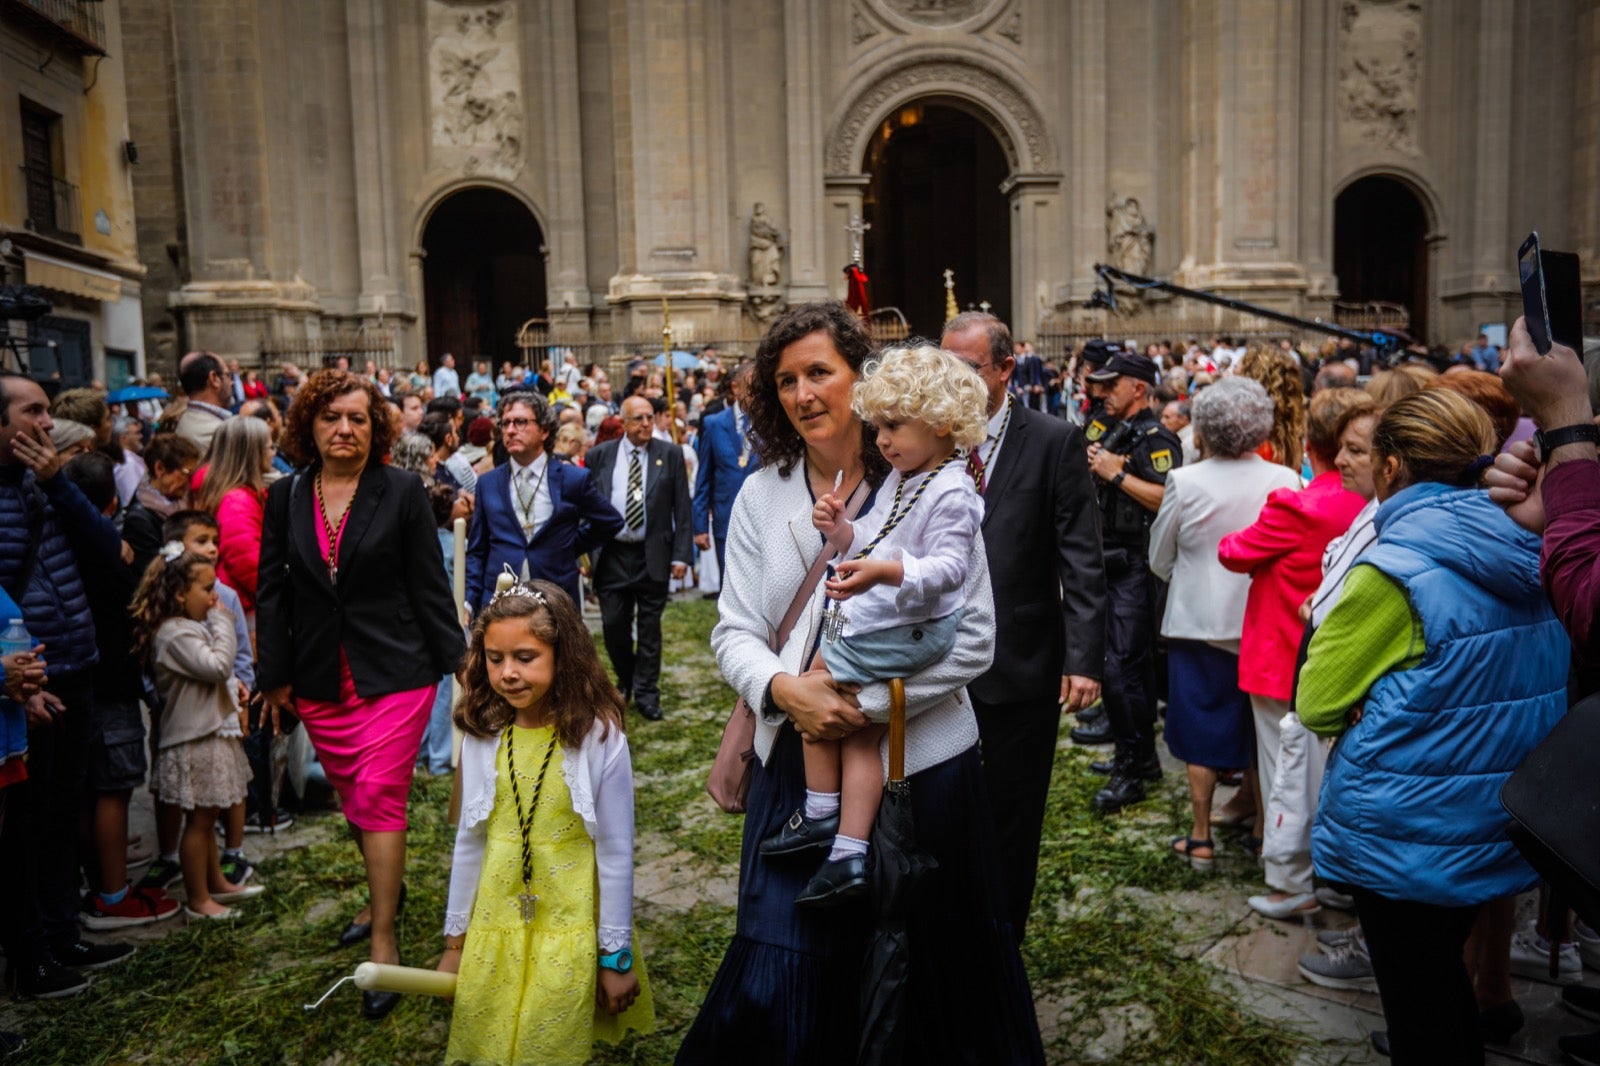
[625,448,644,531]
[966,447,987,495]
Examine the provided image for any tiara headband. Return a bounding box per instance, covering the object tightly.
[490,564,549,607]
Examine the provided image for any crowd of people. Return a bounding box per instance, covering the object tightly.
[0,300,1595,1065]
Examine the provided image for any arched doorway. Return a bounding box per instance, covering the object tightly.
[421,187,546,370]
[1334,176,1430,342]
[863,103,1011,338]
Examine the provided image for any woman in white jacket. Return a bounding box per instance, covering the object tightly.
[676,303,1043,1065]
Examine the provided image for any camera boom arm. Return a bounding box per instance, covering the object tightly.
[1086,263,1403,359]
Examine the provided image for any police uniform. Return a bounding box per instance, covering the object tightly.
[1085,357,1182,812]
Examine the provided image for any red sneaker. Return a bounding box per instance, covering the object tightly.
[81,885,181,930]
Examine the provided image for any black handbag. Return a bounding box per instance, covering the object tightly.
[1500,692,1600,932]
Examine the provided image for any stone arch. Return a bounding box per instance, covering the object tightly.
[1332,164,1443,236]
[825,52,1056,176]
[411,176,549,252]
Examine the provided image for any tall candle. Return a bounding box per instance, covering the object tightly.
[353,962,458,999]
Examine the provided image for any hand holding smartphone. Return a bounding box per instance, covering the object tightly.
[1518,231,1582,355]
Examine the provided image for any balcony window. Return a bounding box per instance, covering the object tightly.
[19,100,80,245]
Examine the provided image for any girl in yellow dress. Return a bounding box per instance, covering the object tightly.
[439,579,654,1065]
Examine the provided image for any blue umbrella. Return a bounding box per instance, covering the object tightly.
[651,350,699,372]
[105,385,169,404]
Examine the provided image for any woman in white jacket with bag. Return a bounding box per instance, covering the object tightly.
[677,303,1043,1065]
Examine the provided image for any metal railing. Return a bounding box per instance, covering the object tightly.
[4,0,106,52]
[18,164,80,243]
[258,330,398,372]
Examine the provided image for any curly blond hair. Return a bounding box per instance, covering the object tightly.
[1236,345,1306,471]
[851,343,989,450]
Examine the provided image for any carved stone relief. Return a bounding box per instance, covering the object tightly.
[747,203,785,288]
[997,12,1022,44]
[825,58,1051,173]
[878,0,989,27]
[1106,193,1154,277]
[1338,1,1422,154]
[850,5,881,45]
[428,1,525,179]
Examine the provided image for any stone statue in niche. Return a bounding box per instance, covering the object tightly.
[747,203,785,288]
[1338,1,1421,153]
[1106,194,1154,277]
[747,292,788,325]
[428,0,524,179]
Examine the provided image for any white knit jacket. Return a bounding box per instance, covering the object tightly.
[711,463,995,776]
[444,720,634,952]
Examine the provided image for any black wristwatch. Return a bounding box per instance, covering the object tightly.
[1534,423,1600,457]
[1110,471,1127,489]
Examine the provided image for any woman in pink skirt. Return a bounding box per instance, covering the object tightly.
[256,370,465,1020]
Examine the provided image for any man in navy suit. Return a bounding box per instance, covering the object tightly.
[692,361,758,578]
[587,396,693,721]
[465,391,623,612]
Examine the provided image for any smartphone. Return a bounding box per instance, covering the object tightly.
[1519,231,1584,354]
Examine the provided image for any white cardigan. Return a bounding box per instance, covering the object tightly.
[1148,454,1302,642]
[712,463,994,776]
[444,720,635,953]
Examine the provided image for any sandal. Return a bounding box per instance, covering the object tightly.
[1171,835,1216,871]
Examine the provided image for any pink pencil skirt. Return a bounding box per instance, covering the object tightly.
[295,654,436,833]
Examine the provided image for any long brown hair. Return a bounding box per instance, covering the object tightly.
[454,580,625,748]
[129,552,215,663]
[195,415,269,514]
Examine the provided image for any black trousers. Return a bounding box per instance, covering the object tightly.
[594,541,669,709]
[1102,563,1157,760]
[1351,886,1483,1066]
[972,692,1061,943]
[0,670,93,960]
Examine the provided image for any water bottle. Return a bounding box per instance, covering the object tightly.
[0,618,32,659]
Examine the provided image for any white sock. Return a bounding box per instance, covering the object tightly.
[223,847,244,860]
[803,789,840,821]
[160,851,179,865]
[828,834,869,862]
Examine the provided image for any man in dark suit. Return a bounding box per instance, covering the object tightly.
[587,396,693,721]
[942,312,1106,943]
[692,361,759,579]
[465,391,623,612]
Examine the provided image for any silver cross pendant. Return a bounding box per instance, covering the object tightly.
[820,601,847,645]
[517,891,538,923]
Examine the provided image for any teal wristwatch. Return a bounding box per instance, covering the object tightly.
[598,949,633,973]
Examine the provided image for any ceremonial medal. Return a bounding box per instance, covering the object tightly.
[505,725,556,925]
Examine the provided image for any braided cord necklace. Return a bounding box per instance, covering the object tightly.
[504,723,557,923]
[313,470,356,585]
[849,454,960,561]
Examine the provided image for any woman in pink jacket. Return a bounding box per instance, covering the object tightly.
[196,416,274,624]
[1218,388,1368,919]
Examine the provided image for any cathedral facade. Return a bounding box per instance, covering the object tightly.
[118,0,1600,374]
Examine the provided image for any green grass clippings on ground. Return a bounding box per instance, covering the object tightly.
[7,598,1306,1064]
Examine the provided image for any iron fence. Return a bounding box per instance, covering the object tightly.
[5,0,106,52]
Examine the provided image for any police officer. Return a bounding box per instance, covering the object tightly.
[1075,339,1121,439]
[1080,352,1182,813]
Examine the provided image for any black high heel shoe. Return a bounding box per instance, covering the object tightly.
[338,883,406,948]
[361,987,401,1020]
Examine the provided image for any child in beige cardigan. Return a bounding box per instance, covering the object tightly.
[131,547,265,920]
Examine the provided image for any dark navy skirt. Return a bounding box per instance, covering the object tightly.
[1164,638,1256,770]
[675,724,1045,1065]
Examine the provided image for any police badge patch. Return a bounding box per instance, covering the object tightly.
[1150,449,1172,473]
[1086,419,1107,442]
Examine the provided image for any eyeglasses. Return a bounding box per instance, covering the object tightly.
[960,361,997,373]
[500,418,537,430]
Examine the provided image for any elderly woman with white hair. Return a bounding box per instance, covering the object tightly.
[1148,377,1302,869]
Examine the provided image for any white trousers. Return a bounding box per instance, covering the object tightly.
[1252,694,1325,896]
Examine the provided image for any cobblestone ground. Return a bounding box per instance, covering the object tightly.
[0,598,1589,1064]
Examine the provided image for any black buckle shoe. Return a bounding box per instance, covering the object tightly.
[795,855,870,909]
[1091,773,1148,813]
[759,809,839,856]
[1075,702,1106,726]
[1070,721,1115,746]
[1089,757,1117,775]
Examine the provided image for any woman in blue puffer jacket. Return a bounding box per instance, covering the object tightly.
[1298,389,1568,1066]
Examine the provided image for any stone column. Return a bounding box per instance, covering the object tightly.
[785,0,830,304]
[822,174,869,303]
[541,0,594,331]
[1003,173,1064,337]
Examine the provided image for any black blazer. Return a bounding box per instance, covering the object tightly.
[256,464,465,703]
[972,405,1107,704]
[585,437,694,585]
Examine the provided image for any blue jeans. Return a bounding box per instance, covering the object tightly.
[419,675,454,774]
